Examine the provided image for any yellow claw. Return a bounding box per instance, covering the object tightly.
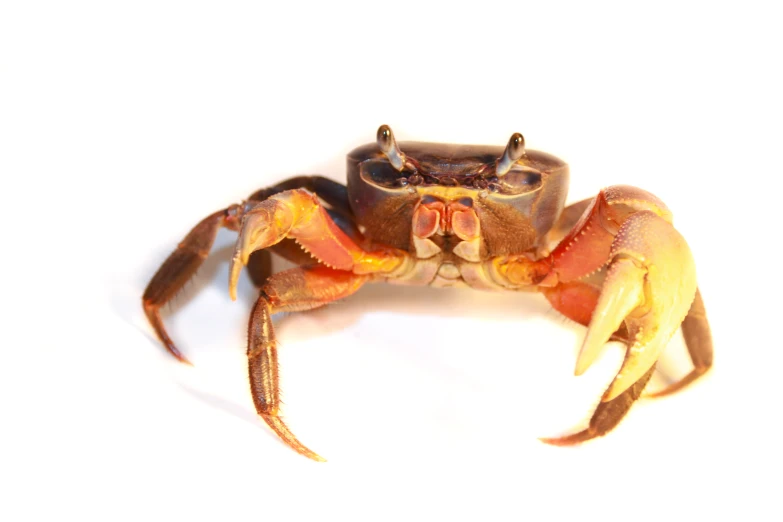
[580,210,697,402]
[575,258,645,376]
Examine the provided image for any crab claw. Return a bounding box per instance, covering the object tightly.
[229,199,294,301]
[576,210,697,402]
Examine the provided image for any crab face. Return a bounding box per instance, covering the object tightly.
[346,125,570,255]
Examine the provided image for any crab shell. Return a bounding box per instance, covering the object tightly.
[347,141,570,256]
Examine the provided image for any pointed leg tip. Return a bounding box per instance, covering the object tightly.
[644,369,707,399]
[538,436,568,447]
[539,430,595,447]
[163,343,193,366]
[262,414,325,463]
[290,441,326,463]
[643,385,681,399]
[292,437,326,462]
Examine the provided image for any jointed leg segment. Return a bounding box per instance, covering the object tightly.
[142,178,381,364]
[540,365,656,446]
[248,266,369,461]
[647,288,713,398]
[143,179,408,460]
[143,205,244,363]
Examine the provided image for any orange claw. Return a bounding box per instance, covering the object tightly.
[229,189,406,300]
[578,210,698,401]
[229,198,296,300]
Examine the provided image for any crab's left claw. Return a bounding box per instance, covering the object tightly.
[577,210,698,401]
[542,210,697,446]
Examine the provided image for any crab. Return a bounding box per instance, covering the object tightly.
[143,125,713,461]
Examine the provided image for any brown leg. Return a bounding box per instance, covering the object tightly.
[143,217,311,363]
[248,265,369,461]
[245,250,273,288]
[142,205,242,363]
[143,177,359,363]
[647,288,713,397]
[540,364,655,446]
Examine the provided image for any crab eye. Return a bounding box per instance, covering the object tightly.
[498,168,542,194]
[506,133,525,160]
[377,125,394,151]
[496,132,526,176]
[376,124,406,171]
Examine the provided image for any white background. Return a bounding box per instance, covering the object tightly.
[2,1,780,520]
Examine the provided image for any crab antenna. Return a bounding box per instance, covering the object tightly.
[376,124,406,171]
[496,132,526,176]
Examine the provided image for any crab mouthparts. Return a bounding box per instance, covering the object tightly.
[413,196,479,239]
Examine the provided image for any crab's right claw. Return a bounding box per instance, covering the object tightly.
[229,199,294,301]
[576,210,698,402]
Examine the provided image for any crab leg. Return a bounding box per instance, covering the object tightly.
[647,288,713,397]
[143,176,366,362]
[229,188,406,300]
[540,365,656,446]
[248,265,370,462]
[143,205,244,363]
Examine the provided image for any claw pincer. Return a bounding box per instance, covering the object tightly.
[585,210,697,402]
